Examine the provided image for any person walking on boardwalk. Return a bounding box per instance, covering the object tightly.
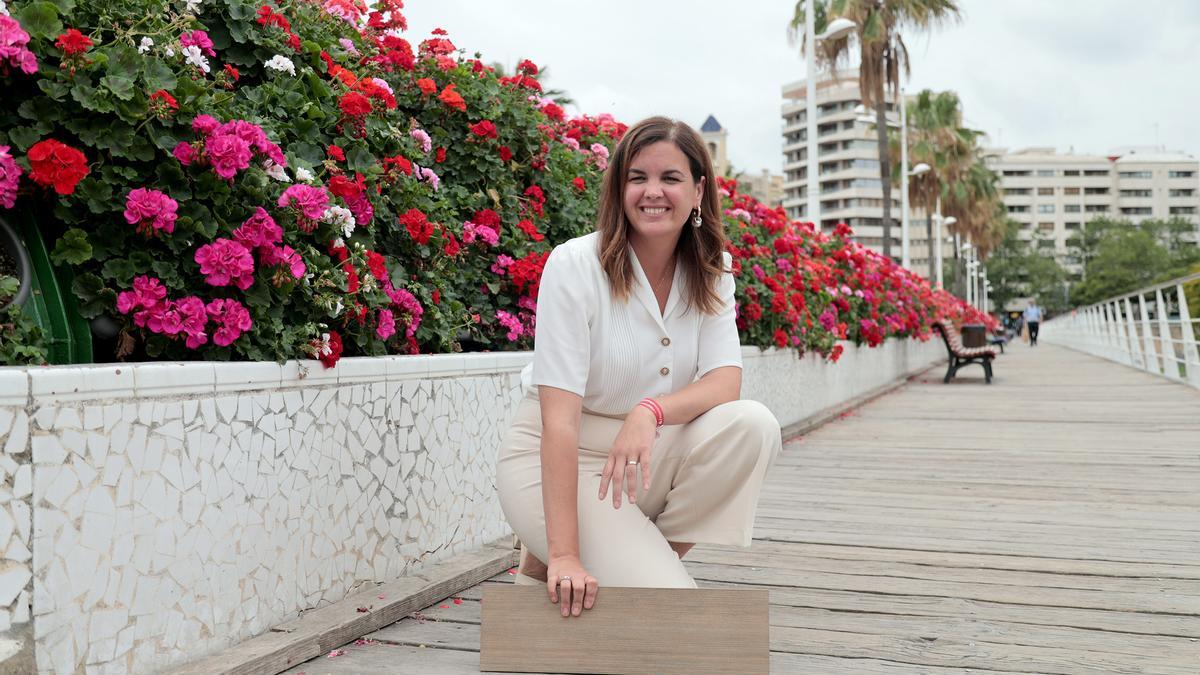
[1023,299,1044,346]
[495,117,782,619]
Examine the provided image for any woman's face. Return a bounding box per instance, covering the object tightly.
[622,141,704,243]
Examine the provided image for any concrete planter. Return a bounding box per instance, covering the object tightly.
[0,338,942,673]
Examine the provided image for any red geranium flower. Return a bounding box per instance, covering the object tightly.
[27,139,89,195]
[315,330,343,368]
[55,29,92,56]
[339,91,373,117]
[435,147,446,163]
[517,59,539,75]
[327,145,345,161]
[469,119,498,139]
[499,146,513,162]
[399,208,432,244]
[416,78,437,95]
[438,84,466,112]
[572,177,585,191]
[517,219,544,242]
[149,89,178,116]
[366,251,388,281]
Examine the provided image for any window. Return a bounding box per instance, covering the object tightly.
[1037,204,1055,214]
[1004,188,1031,196]
[1007,205,1030,213]
[1084,187,1109,195]
[1170,206,1197,215]
[1063,170,1080,176]
[1120,189,1152,198]
[1003,170,1032,177]
[1036,169,1055,177]
[1038,187,1055,196]
[1037,239,1056,249]
[1085,204,1109,213]
[849,178,882,190]
[1120,207,1152,215]
[1065,222,1081,230]
[1168,188,1194,197]
[1064,187,1081,195]
[1169,170,1196,178]
[1119,171,1153,179]
[1083,170,1109,177]
[1038,222,1055,231]
[1064,204,1081,213]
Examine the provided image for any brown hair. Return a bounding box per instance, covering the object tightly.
[596,116,728,315]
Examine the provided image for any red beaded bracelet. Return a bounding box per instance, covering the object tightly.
[637,397,664,427]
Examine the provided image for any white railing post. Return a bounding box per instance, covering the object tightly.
[1178,282,1200,388]
[1100,303,1117,361]
[1154,288,1177,380]
[1124,297,1143,369]
[1138,294,1160,375]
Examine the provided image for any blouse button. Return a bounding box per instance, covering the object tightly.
[661,337,671,347]
[659,367,670,376]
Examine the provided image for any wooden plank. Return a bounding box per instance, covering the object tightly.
[682,561,1198,615]
[479,585,769,674]
[174,541,518,675]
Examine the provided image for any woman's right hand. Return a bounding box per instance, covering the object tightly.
[545,554,599,617]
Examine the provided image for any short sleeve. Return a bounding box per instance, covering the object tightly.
[696,251,742,377]
[531,245,592,396]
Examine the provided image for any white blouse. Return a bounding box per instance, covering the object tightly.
[521,231,742,414]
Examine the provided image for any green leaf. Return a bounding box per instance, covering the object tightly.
[36,79,70,101]
[100,73,137,101]
[346,145,375,172]
[75,176,113,215]
[46,0,75,13]
[6,126,41,151]
[71,81,116,113]
[16,2,62,41]
[99,45,140,101]
[52,228,93,265]
[141,60,177,93]
[290,142,324,166]
[71,273,111,319]
[102,257,136,285]
[150,260,183,287]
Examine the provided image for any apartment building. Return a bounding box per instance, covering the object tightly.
[781,71,942,279]
[985,147,1200,277]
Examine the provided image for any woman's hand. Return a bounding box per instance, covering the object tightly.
[599,405,657,509]
[545,555,598,617]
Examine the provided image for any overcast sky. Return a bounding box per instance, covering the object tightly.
[404,0,1200,176]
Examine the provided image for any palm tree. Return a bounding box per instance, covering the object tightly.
[789,0,961,260]
[889,89,973,280]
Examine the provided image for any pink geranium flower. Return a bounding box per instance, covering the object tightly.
[116,275,168,317]
[174,296,209,348]
[191,114,220,135]
[180,30,216,57]
[0,16,39,75]
[194,238,255,289]
[207,298,253,346]
[205,133,253,180]
[376,308,396,340]
[172,141,196,165]
[277,184,330,221]
[233,207,283,249]
[123,187,178,236]
[0,145,22,209]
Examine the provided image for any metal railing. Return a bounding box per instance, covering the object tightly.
[1042,272,1200,389]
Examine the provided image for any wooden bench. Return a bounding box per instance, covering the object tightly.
[933,321,998,384]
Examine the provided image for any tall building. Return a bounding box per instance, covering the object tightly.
[700,115,784,207]
[985,147,1200,278]
[699,115,730,177]
[781,70,942,279]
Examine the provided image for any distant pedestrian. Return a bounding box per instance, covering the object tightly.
[1023,300,1043,346]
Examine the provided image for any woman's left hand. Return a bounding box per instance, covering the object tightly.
[599,405,658,509]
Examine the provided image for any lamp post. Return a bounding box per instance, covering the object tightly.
[934,204,956,291]
[856,109,924,270]
[804,16,855,233]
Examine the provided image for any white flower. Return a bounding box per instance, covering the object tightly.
[182,45,210,73]
[262,160,290,182]
[332,237,346,249]
[137,37,154,54]
[294,166,314,183]
[323,206,355,238]
[184,0,203,13]
[165,46,175,57]
[264,55,296,76]
[0,1,9,16]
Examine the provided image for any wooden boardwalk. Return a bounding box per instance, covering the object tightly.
[286,343,1200,674]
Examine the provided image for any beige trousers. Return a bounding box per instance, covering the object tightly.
[496,393,782,588]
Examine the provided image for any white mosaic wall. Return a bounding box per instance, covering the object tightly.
[0,339,944,674]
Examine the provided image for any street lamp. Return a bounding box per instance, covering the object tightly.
[804,15,856,234]
[934,209,956,290]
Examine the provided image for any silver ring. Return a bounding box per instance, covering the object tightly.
[627,459,639,465]
[559,576,572,582]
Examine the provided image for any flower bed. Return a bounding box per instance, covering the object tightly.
[0,0,991,368]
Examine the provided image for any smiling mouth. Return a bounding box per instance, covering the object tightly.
[640,206,669,215]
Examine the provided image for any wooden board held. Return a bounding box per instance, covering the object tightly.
[480,586,769,674]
